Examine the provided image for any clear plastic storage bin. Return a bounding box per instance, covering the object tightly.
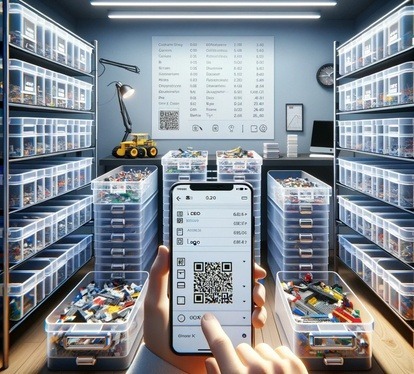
[92,165,157,204]
[385,6,414,56]
[9,117,39,157]
[162,150,208,173]
[383,62,414,106]
[9,59,93,110]
[162,150,208,248]
[9,3,41,54]
[267,247,329,280]
[45,271,148,370]
[338,62,414,111]
[268,170,331,209]
[337,6,413,74]
[275,271,374,371]
[216,150,262,174]
[384,118,414,157]
[0,270,44,321]
[373,259,413,305]
[338,234,394,289]
[386,271,414,320]
[9,59,37,105]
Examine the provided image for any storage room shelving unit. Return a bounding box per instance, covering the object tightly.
[1,0,97,367]
[334,0,414,344]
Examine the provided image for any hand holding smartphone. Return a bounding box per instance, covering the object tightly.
[170,182,254,354]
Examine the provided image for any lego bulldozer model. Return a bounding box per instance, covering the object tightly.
[111,81,158,158]
[112,133,158,158]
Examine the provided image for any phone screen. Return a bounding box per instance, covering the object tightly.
[170,182,254,354]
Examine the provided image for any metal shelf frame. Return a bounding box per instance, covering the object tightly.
[333,0,414,346]
[1,0,98,368]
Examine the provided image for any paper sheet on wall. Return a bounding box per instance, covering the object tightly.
[152,36,274,139]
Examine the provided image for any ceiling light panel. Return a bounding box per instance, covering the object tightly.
[92,1,336,7]
[108,11,321,19]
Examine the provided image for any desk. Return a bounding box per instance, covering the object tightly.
[99,153,334,176]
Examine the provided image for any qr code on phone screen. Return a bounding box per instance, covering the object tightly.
[159,110,179,130]
[193,262,233,304]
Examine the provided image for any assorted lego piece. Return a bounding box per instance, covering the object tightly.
[276,271,374,371]
[268,170,331,208]
[216,148,262,174]
[92,166,157,204]
[56,279,143,324]
[281,273,362,324]
[46,272,148,370]
[162,149,208,174]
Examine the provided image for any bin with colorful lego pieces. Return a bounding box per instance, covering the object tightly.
[92,165,157,205]
[45,271,148,370]
[268,170,331,210]
[275,271,374,371]
[162,149,208,247]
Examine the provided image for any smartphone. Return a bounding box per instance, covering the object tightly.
[170,182,254,354]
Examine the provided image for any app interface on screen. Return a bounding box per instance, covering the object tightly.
[171,183,253,353]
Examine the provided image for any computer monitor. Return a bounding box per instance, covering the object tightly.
[310,120,334,154]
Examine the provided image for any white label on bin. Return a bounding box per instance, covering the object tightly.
[58,84,66,98]
[388,23,398,45]
[388,77,398,95]
[23,74,35,93]
[23,19,35,40]
[58,37,66,55]
[363,43,371,57]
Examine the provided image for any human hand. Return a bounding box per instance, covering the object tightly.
[201,313,308,374]
[143,245,267,374]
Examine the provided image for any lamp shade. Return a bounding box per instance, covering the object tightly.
[119,83,135,99]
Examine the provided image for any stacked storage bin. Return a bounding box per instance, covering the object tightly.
[9,2,93,73]
[1,233,92,322]
[161,150,208,248]
[338,195,414,263]
[267,171,332,278]
[9,59,93,110]
[338,235,413,321]
[92,166,158,273]
[216,150,263,264]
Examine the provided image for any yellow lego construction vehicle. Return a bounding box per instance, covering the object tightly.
[112,133,158,158]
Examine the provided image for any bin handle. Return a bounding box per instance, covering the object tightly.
[63,334,111,351]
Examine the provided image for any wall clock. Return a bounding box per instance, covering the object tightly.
[316,63,334,87]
